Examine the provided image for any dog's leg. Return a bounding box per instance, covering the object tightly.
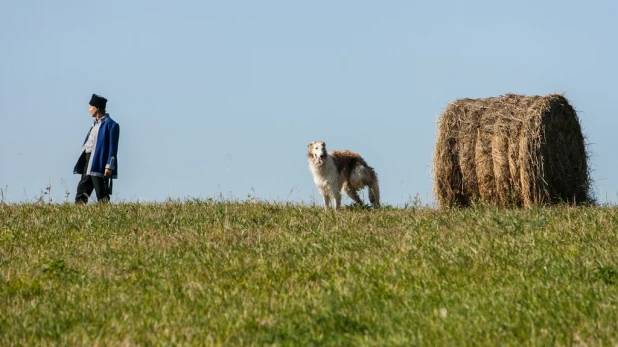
[344,185,363,206]
[333,190,342,210]
[323,194,331,210]
[369,181,380,208]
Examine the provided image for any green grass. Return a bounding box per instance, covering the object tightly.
[1,201,618,345]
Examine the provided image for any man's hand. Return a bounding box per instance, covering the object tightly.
[104,169,112,177]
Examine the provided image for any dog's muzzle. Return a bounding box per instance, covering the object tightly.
[315,154,325,165]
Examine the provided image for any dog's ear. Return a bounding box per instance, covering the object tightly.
[307,142,314,148]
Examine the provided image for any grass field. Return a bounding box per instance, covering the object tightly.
[1,201,618,345]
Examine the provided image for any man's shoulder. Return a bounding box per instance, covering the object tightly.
[104,116,119,127]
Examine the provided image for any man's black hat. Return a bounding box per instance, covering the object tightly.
[89,94,107,110]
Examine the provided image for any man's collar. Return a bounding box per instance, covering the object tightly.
[94,114,109,123]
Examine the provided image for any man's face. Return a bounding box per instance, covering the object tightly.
[88,105,97,116]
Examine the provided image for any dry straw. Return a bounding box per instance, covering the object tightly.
[433,93,591,208]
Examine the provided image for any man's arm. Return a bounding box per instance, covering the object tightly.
[105,123,120,176]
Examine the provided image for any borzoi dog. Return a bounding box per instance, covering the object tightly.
[307,141,380,210]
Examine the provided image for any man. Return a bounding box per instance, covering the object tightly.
[73,94,120,203]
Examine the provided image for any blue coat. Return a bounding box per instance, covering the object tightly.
[74,115,120,179]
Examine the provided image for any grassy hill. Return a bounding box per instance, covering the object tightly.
[1,202,618,345]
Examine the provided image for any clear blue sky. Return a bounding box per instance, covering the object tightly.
[1,0,617,205]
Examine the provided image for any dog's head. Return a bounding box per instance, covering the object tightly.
[307,141,327,165]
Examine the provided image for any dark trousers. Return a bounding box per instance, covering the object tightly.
[75,153,110,204]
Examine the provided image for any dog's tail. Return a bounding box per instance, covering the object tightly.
[368,167,380,208]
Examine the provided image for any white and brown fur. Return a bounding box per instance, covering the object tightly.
[307,141,380,210]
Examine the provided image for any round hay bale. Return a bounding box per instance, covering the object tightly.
[432,93,591,208]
